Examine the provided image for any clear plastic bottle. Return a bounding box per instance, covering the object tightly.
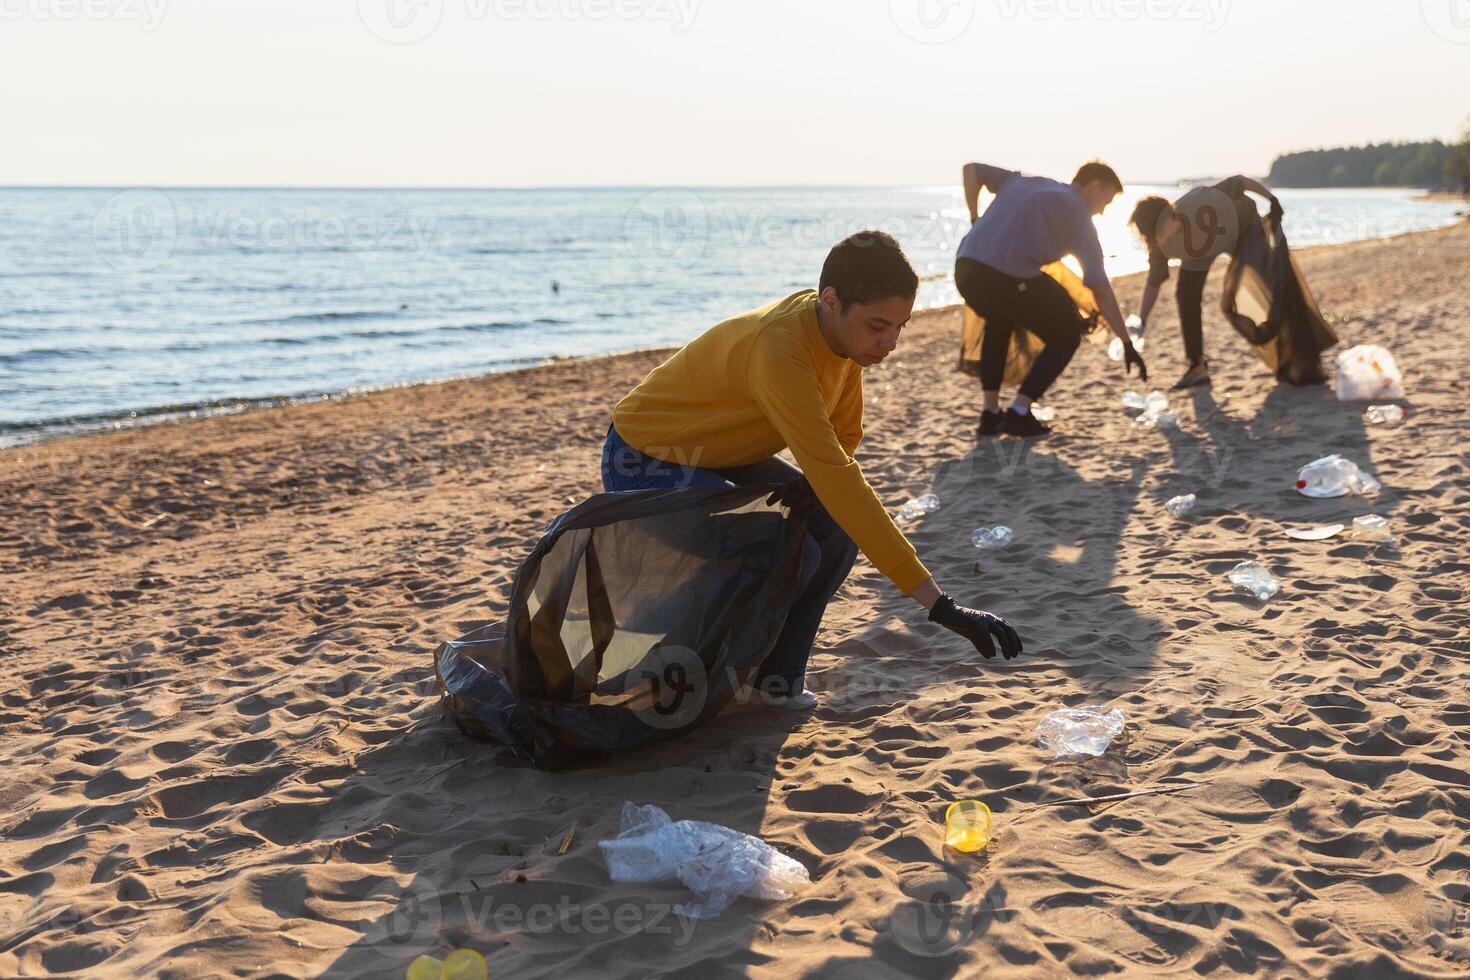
[971,526,1014,549]
[1228,561,1282,602]
[1108,314,1147,362]
[1296,455,1381,498]
[1121,390,1147,410]
[1364,405,1406,424]
[1347,514,1396,544]
[896,494,941,524]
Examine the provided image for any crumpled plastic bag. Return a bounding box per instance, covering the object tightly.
[1037,705,1126,758]
[1296,454,1381,498]
[1335,344,1404,401]
[598,802,811,919]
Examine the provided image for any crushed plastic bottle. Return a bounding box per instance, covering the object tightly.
[1364,405,1406,425]
[1032,404,1056,422]
[1144,391,1169,414]
[1121,390,1147,411]
[1347,514,1397,544]
[1037,705,1126,758]
[1108,314,1147,362]
[971,526,1014,550]
[599,802,811,919]
[1228,561,1282,602]
[896,494,940,524]
[1295,455,1381,498]
[1165,493,1197,517]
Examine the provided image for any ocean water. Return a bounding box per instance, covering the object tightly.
[0,185,1461,444]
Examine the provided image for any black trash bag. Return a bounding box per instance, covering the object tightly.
[435,485,808,769]
[1220,213,1338,385]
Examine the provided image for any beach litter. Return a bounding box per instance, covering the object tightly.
[944,800,992,853]
[1131,391,1176,429]
[1229,561,1282,602]
[1165,493,1197,518]
[1364,404,1406,424]
[1347,514,1397,544]
[896,494,940,524]
[600,802,810,919]
[971,526,1014,550]
[1121,390,1148,411]
[1108,314,1147,362]
[1037,705,1126,758]
[1296,454,1381,498]
[1335,344,1404,401]
[407,949,488,980]
[1284,523,1347,541]
[1032,404,1056,422]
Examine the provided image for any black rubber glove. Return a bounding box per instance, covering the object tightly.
[1268,198,1285,224]
[1123,341,1149,383]
[765,478,819,520]
[928,594,1023,660]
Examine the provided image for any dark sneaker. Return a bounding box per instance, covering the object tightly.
[1001,408,1051,438]
[1171,361,1211,390]
[978,410,1005,437]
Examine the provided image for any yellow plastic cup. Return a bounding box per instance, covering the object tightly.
[945,800,992,853]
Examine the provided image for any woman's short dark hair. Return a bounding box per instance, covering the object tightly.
[1072,160,1123,195]
[1129,196,1173,246]
[819,230,919,310]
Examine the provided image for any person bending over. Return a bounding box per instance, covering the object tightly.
[602,231,1023,709]
[956,160,1147,438]
[1129,175,1284,390]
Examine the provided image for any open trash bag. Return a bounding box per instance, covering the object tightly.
[1219,212,1338,385]
[435,485,807,768]
[958,260,1105,386]
[600,802,811,919]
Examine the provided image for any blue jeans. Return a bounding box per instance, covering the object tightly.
[600,426,857,693]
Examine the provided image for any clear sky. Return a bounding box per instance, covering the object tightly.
[2,0,1465,187]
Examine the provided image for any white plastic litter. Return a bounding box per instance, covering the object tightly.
[1335,344,1404,401]
[1121,390,1147,411]
[1296,455,1381,498]
[1037,705,1126,758]
[1347,514,1396,545]
[599,803,811,919]
[1284,524,1347,541]
[1229,561,1282,602]
[1135,410,1180,431]
[1107,315,1148,362]
[1364,404,1406,424]
[896,494,940,524]
[971,526,1015,549]
[1144,391,1169,414]
[1032,404,1056,423]
[1165,493,1197,518]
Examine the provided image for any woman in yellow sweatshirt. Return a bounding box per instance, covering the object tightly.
[602,231,1022,708]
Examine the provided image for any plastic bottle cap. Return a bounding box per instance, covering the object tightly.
[1296,480,1307,489]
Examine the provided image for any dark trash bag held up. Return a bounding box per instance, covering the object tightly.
[1220,212,1339,385]
[435,485,807,769]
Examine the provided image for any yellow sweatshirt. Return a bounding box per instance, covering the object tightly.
[613,290,932,594]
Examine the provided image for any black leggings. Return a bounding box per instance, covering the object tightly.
[1176,265,1210,366]
[955,259,1085,401]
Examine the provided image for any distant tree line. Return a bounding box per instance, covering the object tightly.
[1268,127,1470,192]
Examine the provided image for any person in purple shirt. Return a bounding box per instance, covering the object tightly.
[955,161,1147,437]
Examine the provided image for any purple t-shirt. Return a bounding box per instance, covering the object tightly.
[956,165,1109,288]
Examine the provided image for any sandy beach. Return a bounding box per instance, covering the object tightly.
[2,221,1468,978]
